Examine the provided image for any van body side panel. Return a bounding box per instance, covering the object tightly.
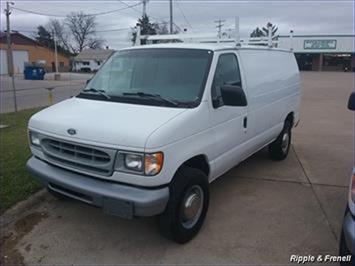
[237,49,300,156]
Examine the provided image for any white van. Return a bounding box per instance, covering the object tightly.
[27,43,300,243]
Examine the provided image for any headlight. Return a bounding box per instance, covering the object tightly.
[116,151,163,176]
[29,131,41,146]
[124,153,143,172]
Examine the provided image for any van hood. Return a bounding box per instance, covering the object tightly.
[29,97,187,149]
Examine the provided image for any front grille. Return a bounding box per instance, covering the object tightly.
[41,138,116,176]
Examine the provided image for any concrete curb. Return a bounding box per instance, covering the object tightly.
[1,188,48,229]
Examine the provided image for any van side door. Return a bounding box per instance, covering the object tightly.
[209,52,248,179]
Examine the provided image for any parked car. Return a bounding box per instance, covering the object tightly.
[339,92,355,265]
[26,43,300,243]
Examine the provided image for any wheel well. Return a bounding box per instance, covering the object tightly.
[285,112,294,126]
[180,155,210,177]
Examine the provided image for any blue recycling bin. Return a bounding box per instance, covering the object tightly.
[24,65,46,80]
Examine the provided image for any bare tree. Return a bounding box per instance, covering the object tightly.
[88,38,105,49]
[66,12,104,53]
[46,19,71,53]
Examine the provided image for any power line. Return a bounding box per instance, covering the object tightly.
[12,2,142,18]
[96,27,131,33]
[12,7,66,18]
[12,1,183,36]
[176,0,193,32]
[117,0,180,35]
[87,2,143,16]
[10,26,131,34]
[117,0,169,22]
[117,0,142,15]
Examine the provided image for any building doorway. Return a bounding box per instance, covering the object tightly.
[295,54,314,71]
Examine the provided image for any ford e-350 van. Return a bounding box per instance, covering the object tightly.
[27,43,300,243]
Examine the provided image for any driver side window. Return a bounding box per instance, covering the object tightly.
[212,53,242,108]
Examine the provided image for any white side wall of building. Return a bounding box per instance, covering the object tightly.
[0,49,29,75]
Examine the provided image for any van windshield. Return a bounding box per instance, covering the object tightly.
[78,48,213,108]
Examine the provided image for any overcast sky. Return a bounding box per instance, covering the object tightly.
[0,0,354,49]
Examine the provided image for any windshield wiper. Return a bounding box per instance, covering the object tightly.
[82,88,111,100]
[122,92,179,107]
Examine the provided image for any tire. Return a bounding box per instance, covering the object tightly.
[158,166,209,244]
[269,120,292,161]
[339,206,353,266]
[339,229,353,266]
[47,187,71,200]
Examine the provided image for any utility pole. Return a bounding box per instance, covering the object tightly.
[5,1,17,112]
[235,16,240,46]
[53,31,60,80]
[169,0,173,34]
[142,0,148,17]
[215,19,226,40]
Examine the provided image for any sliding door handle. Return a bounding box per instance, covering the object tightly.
[243,117,248,128]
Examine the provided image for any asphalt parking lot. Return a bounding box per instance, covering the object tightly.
[1,71,354,265]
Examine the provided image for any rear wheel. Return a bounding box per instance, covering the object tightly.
[158,167,209,244]
[269,120,292,160]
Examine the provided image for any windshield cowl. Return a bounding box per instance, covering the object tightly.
[76,93,197,108]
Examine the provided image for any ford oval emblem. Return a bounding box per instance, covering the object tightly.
[67,128,77,135]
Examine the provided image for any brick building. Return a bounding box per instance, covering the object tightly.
[0,31,71,75]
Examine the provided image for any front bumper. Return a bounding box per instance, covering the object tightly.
[342,210,355,254]
[26,156,169,218]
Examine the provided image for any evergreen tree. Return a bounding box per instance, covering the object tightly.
[131,15,158,45]
[250,22,278,38]
[35,26,54,48]
[250,27,264,38]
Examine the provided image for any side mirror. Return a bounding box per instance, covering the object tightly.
[220,85,247,107]
[348,92,355,111]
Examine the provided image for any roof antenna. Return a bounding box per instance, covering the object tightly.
[235,16,241,47]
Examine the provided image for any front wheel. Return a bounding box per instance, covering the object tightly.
[339,207,353,266]
[269,120,292,161]
[158,167,209,244]
[339,229,353,266]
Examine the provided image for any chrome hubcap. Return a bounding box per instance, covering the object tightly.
[181,185,204,229]
[281,132,289,153]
